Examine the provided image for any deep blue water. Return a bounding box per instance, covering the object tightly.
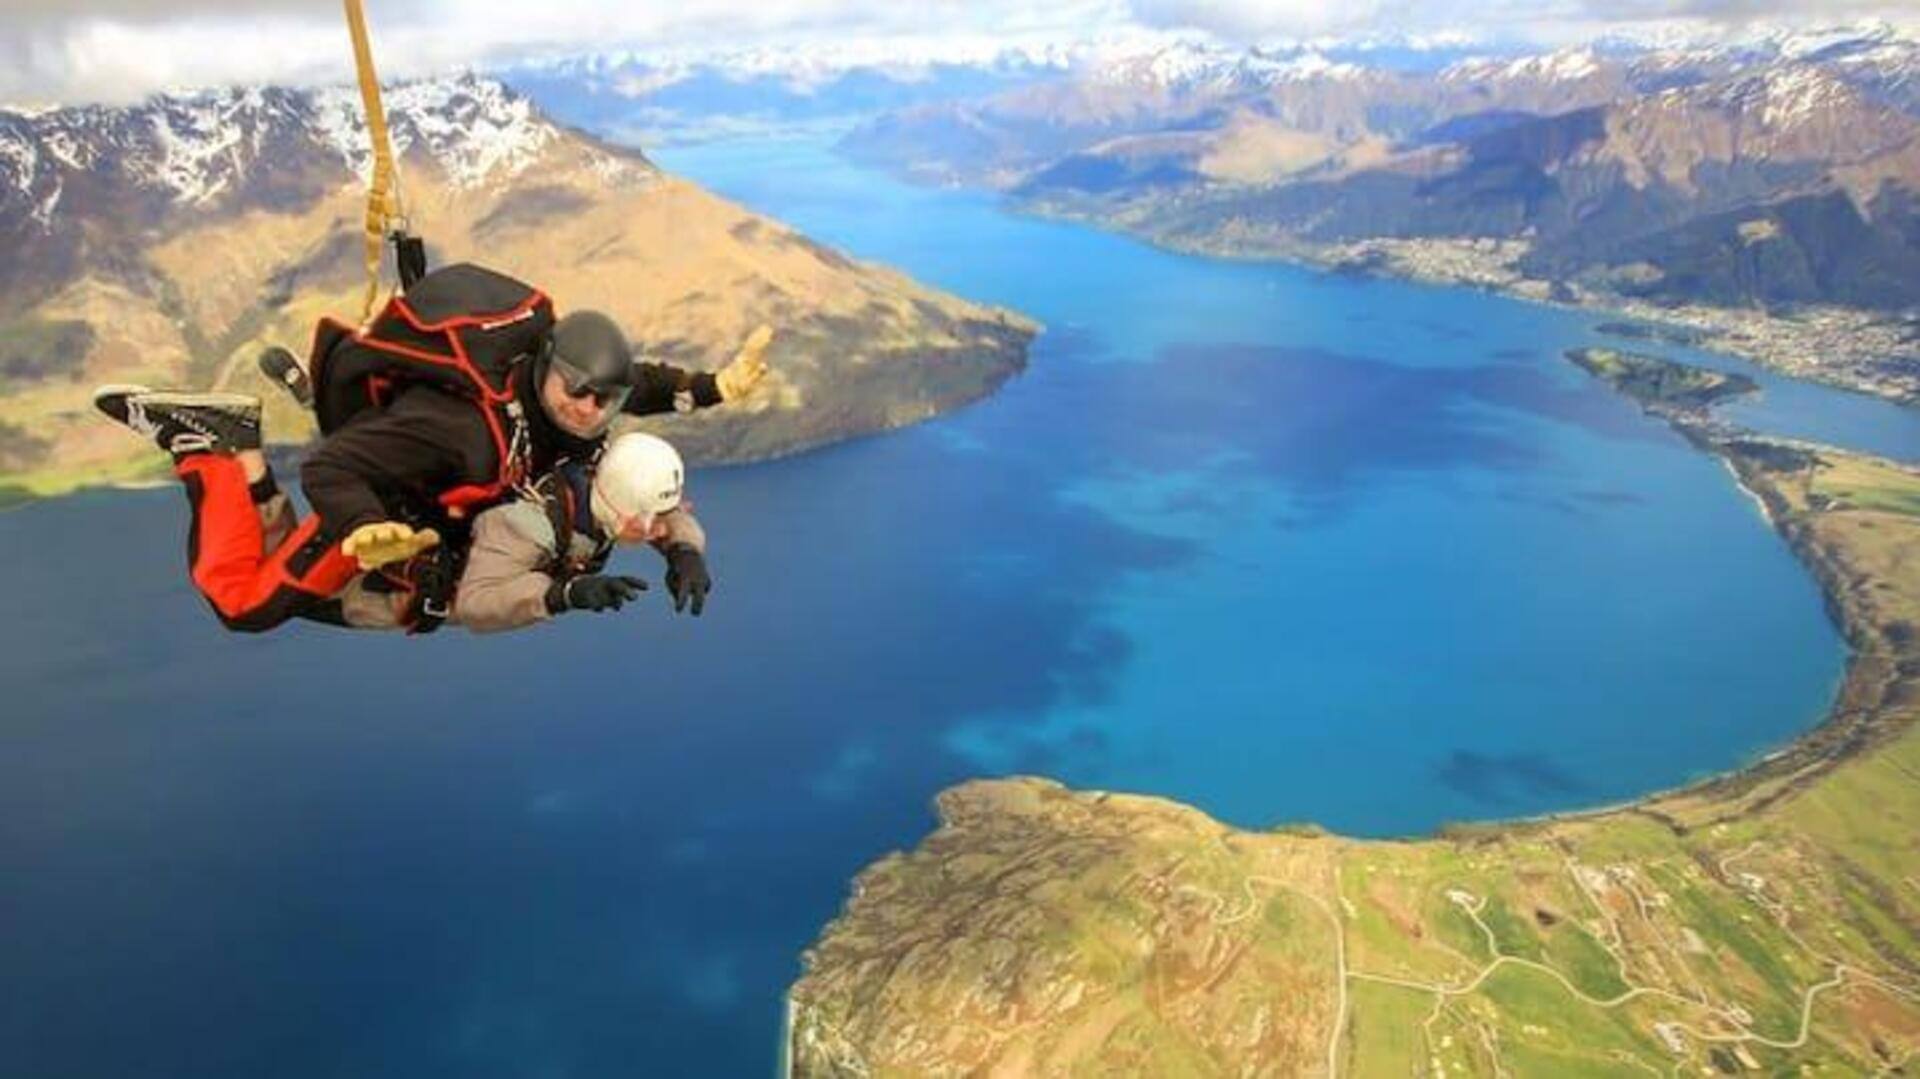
[3,134,1912,1077]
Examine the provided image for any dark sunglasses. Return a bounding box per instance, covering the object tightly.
[552,357,632,410]
[562,381,628,409]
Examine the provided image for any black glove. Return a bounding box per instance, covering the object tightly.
[664,544,711,616]
[546,574,648,615]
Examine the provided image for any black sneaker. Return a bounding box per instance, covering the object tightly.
[120,392,263,458]
[258,347,314,408]
[92,383,155,427]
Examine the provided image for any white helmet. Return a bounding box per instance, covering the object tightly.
[590,432,685,534]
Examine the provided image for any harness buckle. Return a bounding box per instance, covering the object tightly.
[405,540,464,635]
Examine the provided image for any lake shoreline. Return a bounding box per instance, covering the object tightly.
[786,349,1920,1072]
[1465,353,1914,837]
[1006,193,1920,411]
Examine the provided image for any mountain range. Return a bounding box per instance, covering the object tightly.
[0,74,1034,494]
[9,23,1915,490]
[833,22,1920,382]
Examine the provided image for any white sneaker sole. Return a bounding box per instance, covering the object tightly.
[133,391,262,412]
[92,383,155,406]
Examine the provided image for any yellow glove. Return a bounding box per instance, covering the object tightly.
[715,324,774,402]
[341,521,441,571]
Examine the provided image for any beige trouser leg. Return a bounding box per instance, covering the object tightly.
[257,493,297,552]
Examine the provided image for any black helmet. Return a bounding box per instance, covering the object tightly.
[535,311,634,436]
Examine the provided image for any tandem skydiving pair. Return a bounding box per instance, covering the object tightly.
[94,263,773,635]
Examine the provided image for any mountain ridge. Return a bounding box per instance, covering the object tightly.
[0,74,1037,497]
[835,31,1920,403]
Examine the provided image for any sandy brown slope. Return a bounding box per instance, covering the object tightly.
[1,113,1034,493]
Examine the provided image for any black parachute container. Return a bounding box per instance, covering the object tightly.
[307,262,554,513]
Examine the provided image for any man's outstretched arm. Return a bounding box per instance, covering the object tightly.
[653,506,712,616]
[622,361,721,416]
[621,324,773,416]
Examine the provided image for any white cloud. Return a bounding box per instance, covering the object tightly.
[1128,0,1394,39]
[1126,0,1920,46]
[0,0,1127,106]
[6,18,350,106]
[5,0,1920,106]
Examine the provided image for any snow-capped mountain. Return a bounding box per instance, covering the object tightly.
[0,71,1035,489]
[1472,21,1920,114]
[1087,42,1371,92]
[496,32,1452,142]
[497,44,1073,141]
[504,28,1212,96]
[0,71,659,321]
[1442,47,1607,86]
[834,21,1920,312]
[1677,64,1889,139]
[0,74,632,232]
[477,19,1920,153]
[308,77,568,189]
[1793,24,1920,115]
[0,86,325,226]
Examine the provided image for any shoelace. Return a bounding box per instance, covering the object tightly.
[162,406,218,455]
[122,399,161,439]
[126,399,252,455]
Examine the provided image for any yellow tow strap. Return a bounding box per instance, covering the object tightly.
[343,0,406,323]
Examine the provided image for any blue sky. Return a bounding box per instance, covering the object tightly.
[5,0,1918,106]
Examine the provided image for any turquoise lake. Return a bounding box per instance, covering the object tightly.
[2,134,1913,1076]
